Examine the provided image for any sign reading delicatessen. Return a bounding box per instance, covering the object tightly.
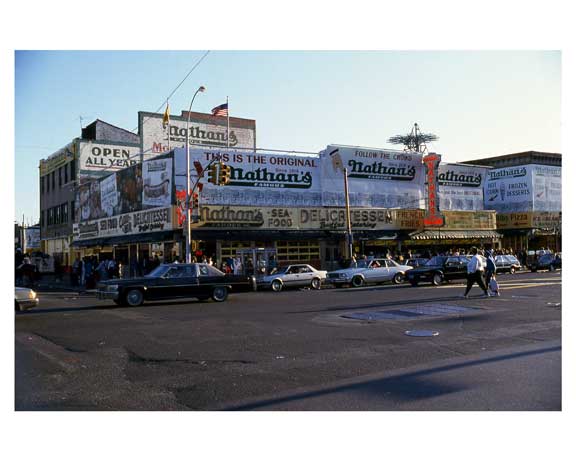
[190,206,424,231]
[76,207,174,240]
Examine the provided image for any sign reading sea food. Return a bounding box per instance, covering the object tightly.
[173,148,322,208]
[189,206,424,230]
[320,145,425,208]
[142,157,173,208]
[437,163,490,211]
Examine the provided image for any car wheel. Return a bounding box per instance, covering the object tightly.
[125,289,144,307]
[432,273,443,286]
[271,279,283,292]
[310,278,322,290]
[393,272,405,284]
[351,276,364,288]
[211,286,228,302]
[510,267,515,274]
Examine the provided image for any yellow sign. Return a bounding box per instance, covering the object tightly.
[440,211,497,230]
[497,211,561,229]
[191,206,424,231]
[40,143,75,176]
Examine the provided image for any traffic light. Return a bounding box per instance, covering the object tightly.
[218,162,231,186]
[207,163,218,185]
[192,192,199,210]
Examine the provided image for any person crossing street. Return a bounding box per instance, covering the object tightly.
[463,247,491,298]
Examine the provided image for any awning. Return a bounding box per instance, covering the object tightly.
[71,230,179,248]
[408,230,503,240]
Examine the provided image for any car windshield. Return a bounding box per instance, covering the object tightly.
[425,256,446,266]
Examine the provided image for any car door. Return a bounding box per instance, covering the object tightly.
[443,257,462,280]
[364,259,389,283]
[149,265,194,299]
[281,266,300,287]
[297,265,314,287]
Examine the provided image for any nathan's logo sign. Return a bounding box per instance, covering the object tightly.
[167,125,239,148]
[438,170,482,187]
[488,167,527,181]
[200,206,264,228]
[347,159,417,181]
[228,166,313,189]
[423,153,444,227]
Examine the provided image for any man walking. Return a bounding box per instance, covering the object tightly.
[463,247,491,298]
[484,249,497,286]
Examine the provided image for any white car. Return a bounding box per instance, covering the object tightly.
[15,287,39,311]
[260,264,327,292]
[327,258,413,288]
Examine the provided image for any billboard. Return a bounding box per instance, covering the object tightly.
[116,163,143,215]
[320,145,425,208]
[140,112,256,158]
[77,140,140,176]
[484,165,561,212]
[438,163,490,211]
[24,227,41,250]
[100,173,118,217]
[173,148,322,212]
[191,206,424,231]
[142,157,173,208]
[79,179,102,221]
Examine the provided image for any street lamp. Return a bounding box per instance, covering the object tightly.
[185,85,206,264]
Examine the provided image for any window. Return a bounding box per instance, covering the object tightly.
[51,171,55,190]
[71,200,75,221]
[70,160,76,181]
[46,175,50,193]
[47,208,53,226]
[64,164,68,183]
[40,210,44,227]
[58,167,62,187]
[40,176,44,195]
[55,206,60,225]
[276,241,320,263]
[61,203,68,223]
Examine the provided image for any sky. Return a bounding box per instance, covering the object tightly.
[13,50,561,224]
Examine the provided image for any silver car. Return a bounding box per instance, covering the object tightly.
[15,287,39,311]
[327,258,413,288]
[260,264,327,292]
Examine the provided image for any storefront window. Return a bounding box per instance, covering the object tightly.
[221,241,252,260]
[276,241,320,262]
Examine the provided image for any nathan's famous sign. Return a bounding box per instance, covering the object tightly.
[321,145,425,209]
[174,148,323,208]
[437,163,490,211]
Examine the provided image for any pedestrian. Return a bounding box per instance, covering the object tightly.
[489,274,500,297]
[484,249,497,286]
[462,247,490,298]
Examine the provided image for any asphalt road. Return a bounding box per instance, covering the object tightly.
[15,270,562,410]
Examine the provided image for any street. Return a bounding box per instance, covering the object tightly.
[15,270,561,410]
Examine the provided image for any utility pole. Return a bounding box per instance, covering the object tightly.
[344,168,353,260]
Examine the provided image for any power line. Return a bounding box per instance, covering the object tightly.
[131,50,211,133]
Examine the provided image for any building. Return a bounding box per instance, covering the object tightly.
[462,151,561,252]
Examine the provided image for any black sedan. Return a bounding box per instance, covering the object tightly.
[406,255,470,286]
[97,263,257,307]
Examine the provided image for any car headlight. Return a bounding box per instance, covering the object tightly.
[107,284,119,291]
[28,290,37,299]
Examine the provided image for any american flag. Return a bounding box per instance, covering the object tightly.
[211,103,228,117]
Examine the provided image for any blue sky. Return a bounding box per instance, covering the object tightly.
[14,50,561,223]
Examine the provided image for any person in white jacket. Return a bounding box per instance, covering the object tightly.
[463,247,491,298]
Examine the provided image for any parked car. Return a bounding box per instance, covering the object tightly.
[15,286,39,311]
[406,255,470,286]
[327,258,413,288]
[531,253,562,272]
[406,257,429,268]
[97,263,257,307]
[259,264,327,292]
[495,255,522,274]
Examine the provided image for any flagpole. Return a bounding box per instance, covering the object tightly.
[167,100,170,151]
[226,96,230,148]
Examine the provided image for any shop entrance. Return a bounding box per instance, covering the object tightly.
[235,248,277,276]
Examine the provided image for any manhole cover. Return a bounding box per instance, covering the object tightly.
[405,330,439,337]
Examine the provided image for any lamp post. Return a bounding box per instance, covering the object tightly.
[185,85,206,264]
